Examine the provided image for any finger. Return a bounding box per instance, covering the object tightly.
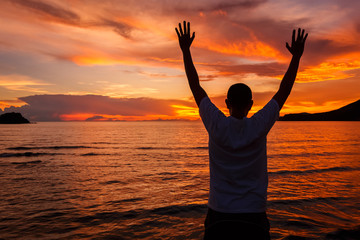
[292,29,295,43]
[297,28,301,41]
[191,32,195,42]
[286,42,291,52]
[175,28,180,38]
[183,21,186,35]
[179,23,183,35]
[303,33,308,43]
[187,22,190,35]
[302,29,305,39]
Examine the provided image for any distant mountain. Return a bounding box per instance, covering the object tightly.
[280,99,360,121]
[0,112,30,124]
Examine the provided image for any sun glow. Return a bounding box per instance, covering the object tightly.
[59,104,203,121]
[171,105,200,120]
[59,113,200,121]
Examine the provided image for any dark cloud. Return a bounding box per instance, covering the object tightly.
[98,19,133,39]
[195,16,360,68]
[86,115,108,121]
[8,0,134,39]
[210,0,267,10]
[10,0,80,24]
[356,22,360,33]
[223,18,360,67]
[204,62,287,77]
[168,0,267,14]
[236,18,305,57]
[303,39,360,65]
[0,94,196,121]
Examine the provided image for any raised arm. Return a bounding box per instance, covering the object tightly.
[273,28,308,110]
[176,21,207,107]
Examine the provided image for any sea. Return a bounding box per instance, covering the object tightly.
[0,121,359,240]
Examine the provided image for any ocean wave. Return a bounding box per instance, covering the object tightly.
[0,152,58,158]
[74,210,139,225]
[136,146,208,150]
[7,146,92,150]
[269,166,359,176]
[101,180,127,185]
[80,152,111,156]
[107,197,145,205]
[136,147,171,150]
[158,172,178,176]
[12,177,37,181]
[269,151,356,159]
[75,203,206,220]
[284,219,317,229]
[150,204,206,216]
[91,142,115,145]
[268,196,349,206]
[11,160,42,165]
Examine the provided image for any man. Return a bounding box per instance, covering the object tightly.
[176,21,308,239]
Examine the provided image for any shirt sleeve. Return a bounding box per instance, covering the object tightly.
[199,96,227,135]
[250,99,279,136]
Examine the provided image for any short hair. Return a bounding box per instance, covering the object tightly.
[227,83,252,109]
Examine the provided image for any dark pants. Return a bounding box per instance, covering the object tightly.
[203,208,270,240]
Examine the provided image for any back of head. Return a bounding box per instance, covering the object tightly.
[227,83,252,110]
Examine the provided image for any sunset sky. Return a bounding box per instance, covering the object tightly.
[0,0,359,121]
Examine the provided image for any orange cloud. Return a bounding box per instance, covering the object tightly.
[0,100,26,111]
[149,57,182,64]
[280,100,353,115]
[63,43,144,66]
[0,74,52,93]
[294,60,360,83]
[203,40,282,59]
[71,55,139,66]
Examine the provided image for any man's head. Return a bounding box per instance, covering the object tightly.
[225,83,253,118]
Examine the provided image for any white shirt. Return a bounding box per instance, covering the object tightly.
[199,97,279,213]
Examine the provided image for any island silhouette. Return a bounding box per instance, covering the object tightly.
[280,99,360,121]
[0,112,30,124]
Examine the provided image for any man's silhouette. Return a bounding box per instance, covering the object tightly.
[176,21,308,239]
